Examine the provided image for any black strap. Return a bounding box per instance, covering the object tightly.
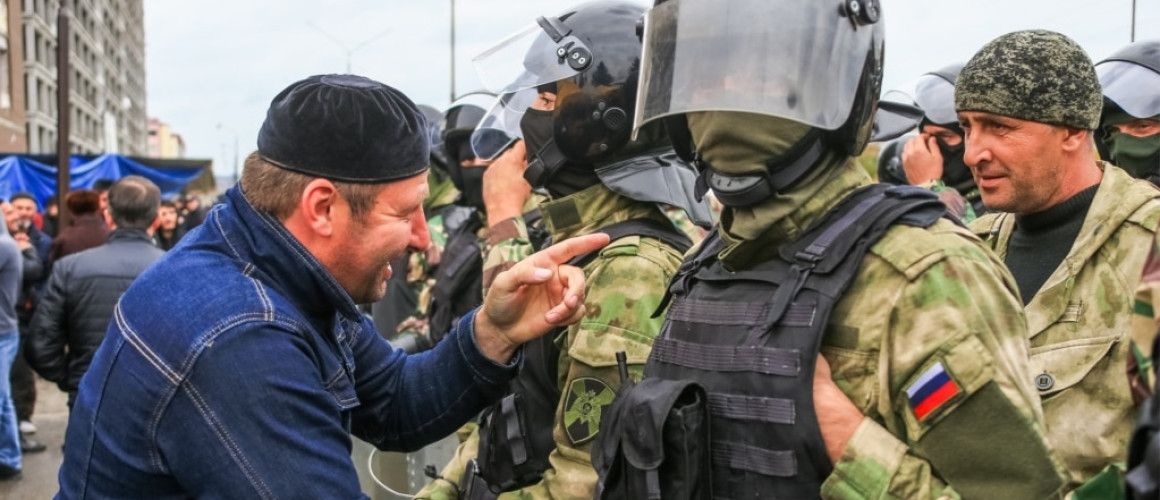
[569,217,694,269]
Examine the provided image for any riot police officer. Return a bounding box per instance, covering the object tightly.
[874,64,983,221]
[1096,40,1160,184]
[592,1,1068,499]
[415,2,709,498]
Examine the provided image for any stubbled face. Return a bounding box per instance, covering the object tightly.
[329,173,431,304]
[159,206,178,231]
[10,198,37,225]
[958,111,1070,214]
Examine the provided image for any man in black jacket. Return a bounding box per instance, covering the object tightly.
[27,176,165,408]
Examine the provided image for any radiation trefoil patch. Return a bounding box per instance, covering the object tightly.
[563,377,615,445]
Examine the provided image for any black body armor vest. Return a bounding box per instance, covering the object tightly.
[476,216,693,494]
[596,184,945,500]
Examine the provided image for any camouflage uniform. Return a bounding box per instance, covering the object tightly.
[415,184,686,500]
[970,163,1160,488]
[384,170,461,341]
[1132,234,1160,387]
[710,158,1067,499]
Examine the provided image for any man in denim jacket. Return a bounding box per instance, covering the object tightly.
[54,74,604,499]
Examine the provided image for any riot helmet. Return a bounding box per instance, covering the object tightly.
[1095,40,1160,179]
[417,104,450,173]
[633,0,884,207]
[871,63,964,142]
[472,1,657,188]
[440,92,497,209]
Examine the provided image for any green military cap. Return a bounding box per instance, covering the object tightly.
[956,30,1103,130]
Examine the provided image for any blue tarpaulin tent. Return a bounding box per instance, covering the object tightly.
[0,154,206,208]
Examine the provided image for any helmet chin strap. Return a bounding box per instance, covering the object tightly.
[694,129,827,208]
[523,136,570,188]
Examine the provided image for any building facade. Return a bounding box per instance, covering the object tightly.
[0,0,27,153]
[147,117,184,159]
[23,0,145,155]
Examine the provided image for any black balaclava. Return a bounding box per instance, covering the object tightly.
[520,107,600,199]
[451,140,487,210]
[1102,111,1160,179]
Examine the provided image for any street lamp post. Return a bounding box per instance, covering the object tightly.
[307,22,393,73]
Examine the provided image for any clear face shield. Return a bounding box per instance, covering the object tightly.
[869,73,957,142]
[634,0,881,135]
[472,14,592,95]
[470,89,538,161]
[1098,60,1160,119]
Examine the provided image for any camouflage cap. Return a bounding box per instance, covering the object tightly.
[955,30,1102,130]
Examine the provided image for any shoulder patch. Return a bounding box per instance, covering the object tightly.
[906,361,963,420]
[563,377,616,445]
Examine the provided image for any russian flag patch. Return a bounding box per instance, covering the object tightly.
[906,362,962,420]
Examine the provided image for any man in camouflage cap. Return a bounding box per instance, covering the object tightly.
[959,30,1160,493]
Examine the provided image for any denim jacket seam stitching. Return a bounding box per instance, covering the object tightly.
[212,212,243,261]
[113,303,180,385]
[183,380,277,500]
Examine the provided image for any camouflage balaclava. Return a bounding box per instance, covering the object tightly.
[956,30,1102,130]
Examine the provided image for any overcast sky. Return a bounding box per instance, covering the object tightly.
[143,0,1160,185]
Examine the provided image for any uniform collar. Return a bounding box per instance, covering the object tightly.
[718,157,870,270]
[540,183,664,241]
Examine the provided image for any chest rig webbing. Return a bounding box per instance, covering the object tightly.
[475,217,693,494]
[645,184,944,499]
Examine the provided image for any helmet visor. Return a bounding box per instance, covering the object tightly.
[635,0,881,133]
[1097,60,1160,119]
[471,89,537,161]
[869,92,923,143]
[472,15,592,94]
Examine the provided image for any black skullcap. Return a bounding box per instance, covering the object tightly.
[257,74,430,183]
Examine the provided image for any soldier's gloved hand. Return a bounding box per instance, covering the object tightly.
[484,140,533,228]
[474,233,610,363]
[901,133,945,186]
[814,354,864,464]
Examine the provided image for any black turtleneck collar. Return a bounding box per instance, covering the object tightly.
[1006,183,1099,304]
[1013,184,1099,233]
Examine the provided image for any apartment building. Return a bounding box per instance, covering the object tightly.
[23,0,145,155]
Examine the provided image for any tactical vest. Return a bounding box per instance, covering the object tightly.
[475,217,693,495]
[596,184,945,499]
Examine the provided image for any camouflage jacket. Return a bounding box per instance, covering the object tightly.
[712,159,1067,499]
[971,163,1160,488]
[415,184,689,500]
[1132,234,1160,389]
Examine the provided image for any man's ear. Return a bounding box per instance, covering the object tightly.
[299,179,341,237]
[1060,127,1091,153]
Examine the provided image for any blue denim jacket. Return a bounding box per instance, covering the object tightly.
[57,187,519,499]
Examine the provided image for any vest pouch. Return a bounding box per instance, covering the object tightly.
[476,392,547,492]
[594,378,712,500]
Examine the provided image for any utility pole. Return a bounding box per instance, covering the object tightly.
[307,22,392,73]
[1130,0,1137,42]
[450,0,457,102]
[56,6,70,229]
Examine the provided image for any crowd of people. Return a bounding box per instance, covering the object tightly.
[0,0,1157,498]
[0,181,208,481]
